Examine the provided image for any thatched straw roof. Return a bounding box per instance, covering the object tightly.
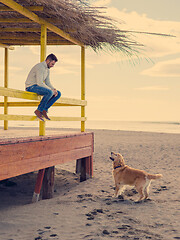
[0,0,142,55]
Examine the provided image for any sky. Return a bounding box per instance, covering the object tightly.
[0,0,180,122]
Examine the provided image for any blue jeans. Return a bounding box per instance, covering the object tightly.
[26,84,61,112]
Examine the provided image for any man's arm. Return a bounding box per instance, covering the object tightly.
[44,72,58,96]
[44,71,55,90]
[36,66,52,90]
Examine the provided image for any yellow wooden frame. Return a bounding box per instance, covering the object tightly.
[0,0,83,46]
[0,6,44,11]
[0,43,14,50]
[4,48,8,130]
[0,87,87,106]
[0,0,86,135]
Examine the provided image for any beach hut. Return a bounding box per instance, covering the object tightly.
[0,0,139,201]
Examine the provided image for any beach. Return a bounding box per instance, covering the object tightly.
[0,127,180,240]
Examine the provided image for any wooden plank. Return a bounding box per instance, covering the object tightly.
[0,87,40,100]
[0,43,14,50]
[80,158,87,182]
[0,114,37,121]
[78,156,93,181]
[0,134,93,164]
[0,102,83,107]
[0,87,87,106]
[0,132,93,144]
[42,167,55,199]
[0,35,60,40]
[0,28,41,32]
[0,42,75,46]
[0,6,44,11]
[0,146,92,181]
[0,114,86,122]
[81,46,85,132]
[76,133,94,177]
[32,169,45,202]
[0,17,58,23]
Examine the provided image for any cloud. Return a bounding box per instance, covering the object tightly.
[25,8,180,73]
[7,7,180,78]
[52,66,79,75]
[94,6,180,59]
[93,0,111,6]
[141,58,180,77]
[134,86,169,91]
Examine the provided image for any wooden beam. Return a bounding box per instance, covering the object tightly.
[0,43,14,49]
[42,167,55,199]
[0,28,41,32]
[0,18,60,24]
[0,87,87,106]
[4,48,8,130]
[0,41,75,46]
[0,36,65,40]
[0,86,41,100]
[32,169,45,202]
[40,24,47,61]
[39,24,47,136]
[0,17,33,23]
[0,101,86,107]
[0,114,37,121]
[0,133,93,164]
[0,146,92,181]
[0,133,93,163]
[0,114,87,122]
[81,46,85,132]
[0,6,44,11]
[0,0,83,46]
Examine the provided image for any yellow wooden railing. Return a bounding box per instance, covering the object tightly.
[0,45,86,135]
[0,0,87,136]
[0,86,87,134]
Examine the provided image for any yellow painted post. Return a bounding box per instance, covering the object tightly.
[81,46,85,132]
[39,24,47,136]
[4,48,8,130]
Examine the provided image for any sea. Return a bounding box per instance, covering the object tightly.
[1,120,179,134]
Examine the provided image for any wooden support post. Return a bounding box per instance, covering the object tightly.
[76,132,93,179]
[4,48,8,130]
[79,156,93,182]
[32,169,45,203]
[39,24,47,136]
[81,46,85,132]
[76,159,81,174]
[42,167,55,199]
[80,157,86,182]
[86,155,93,178]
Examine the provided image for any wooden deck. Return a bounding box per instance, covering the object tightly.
[0,128,94,202]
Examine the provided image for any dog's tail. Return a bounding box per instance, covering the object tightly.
[147,174,163,180]
[147,173,163,180]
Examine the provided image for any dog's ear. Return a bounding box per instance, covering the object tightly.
[110,157,114,161]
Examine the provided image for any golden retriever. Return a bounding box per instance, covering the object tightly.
[110,152,162,201]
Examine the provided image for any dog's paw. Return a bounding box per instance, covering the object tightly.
[118,195,125,200]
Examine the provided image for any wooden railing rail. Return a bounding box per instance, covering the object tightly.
[0,86,87,131]
[0,87,87,106]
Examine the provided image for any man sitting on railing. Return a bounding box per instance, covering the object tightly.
[25,53,61,121]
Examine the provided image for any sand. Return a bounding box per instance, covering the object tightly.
[0,128,180,240]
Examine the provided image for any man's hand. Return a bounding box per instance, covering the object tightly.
[53,89,58,97]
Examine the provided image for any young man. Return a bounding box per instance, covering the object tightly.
[25,53,61,121]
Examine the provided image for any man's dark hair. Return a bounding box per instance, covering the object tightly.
[46,53,58,62]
